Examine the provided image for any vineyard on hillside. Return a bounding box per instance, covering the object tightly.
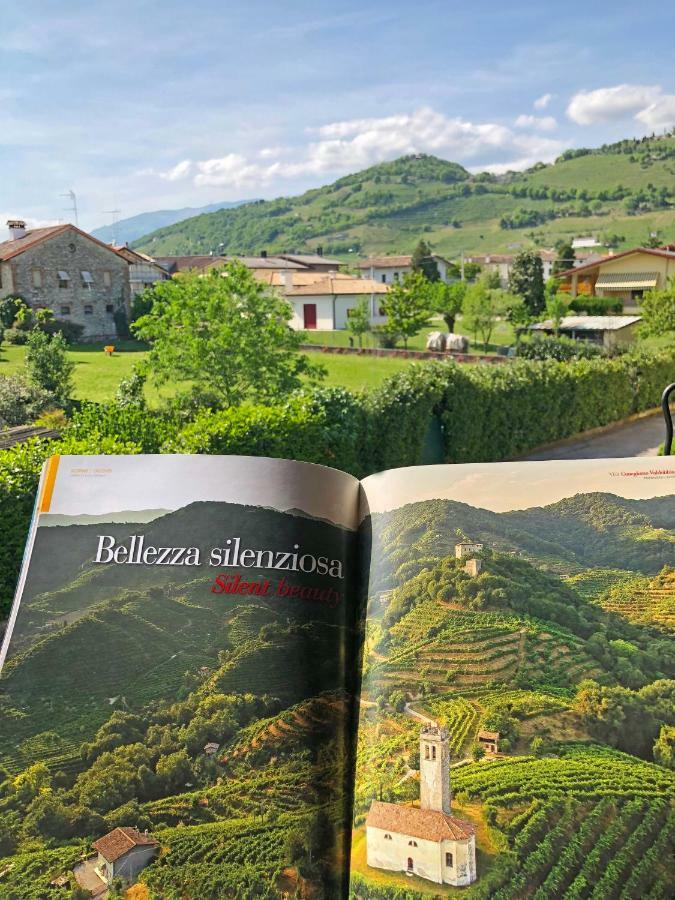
[352,490,674,898]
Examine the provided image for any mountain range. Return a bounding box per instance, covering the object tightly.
[91,199,254,245]
[131,133,675,259]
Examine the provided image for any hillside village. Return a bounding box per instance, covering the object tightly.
[2,134,675,350]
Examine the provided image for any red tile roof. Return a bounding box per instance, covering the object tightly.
[0,223,127,262]
[92,827,158,863]
[366,801,475,842]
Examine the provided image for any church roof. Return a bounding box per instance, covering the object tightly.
[366,801,475,843]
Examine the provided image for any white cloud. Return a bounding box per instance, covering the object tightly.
[566,83,675,125]
[534,93,553,110]
[159,159,192,181]
[515,114,557,131]
[187,107,567,188]
[636,94,675,129]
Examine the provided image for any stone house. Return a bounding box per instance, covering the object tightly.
[366,725,477,886]
[92,827,159,885]
[477,730,500,754]
[455,541,484,560]
[0,220,130,340]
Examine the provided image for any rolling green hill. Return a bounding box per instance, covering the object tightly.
[133,133,675,259]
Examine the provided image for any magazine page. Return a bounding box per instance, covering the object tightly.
[350,459,674,898]
[0,454,362,898]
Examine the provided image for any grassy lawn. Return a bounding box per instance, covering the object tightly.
[0,339,419,401]
[299,315,516,354]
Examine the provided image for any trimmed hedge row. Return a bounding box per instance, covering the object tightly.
[0,347,672,618]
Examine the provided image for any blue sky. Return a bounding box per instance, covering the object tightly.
[2,0,674,230]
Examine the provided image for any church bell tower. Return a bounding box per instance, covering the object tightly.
[419,725,451,814]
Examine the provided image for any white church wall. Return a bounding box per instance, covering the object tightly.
[366,826,443,884]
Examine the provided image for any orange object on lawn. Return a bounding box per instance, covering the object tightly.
[104,345,115,355]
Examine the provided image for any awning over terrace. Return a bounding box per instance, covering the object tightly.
[594,272,659,290]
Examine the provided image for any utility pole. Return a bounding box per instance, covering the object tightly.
[61,190,79,227]
[104,208,121,245]
[460,250,465,281]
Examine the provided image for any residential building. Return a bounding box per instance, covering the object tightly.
[366,726,477,886]
[558,246,675,312]
[465,250,605,288]
[529,315,642,350]
[282,275,389,330]
[91,827,159,886]
[0,220,130,339]
[477,731,500,754]
[155,254,330,276]
[274,251,343,272]
[114,245,169,296]
[358,254,455,284]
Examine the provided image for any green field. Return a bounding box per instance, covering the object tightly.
[0,339,419,400]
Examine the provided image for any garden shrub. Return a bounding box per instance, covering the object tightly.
[66,402,177,454]
[516,336,604,361]
[164,402,329,465]
[0,374,54,427]
[569,296,623,315]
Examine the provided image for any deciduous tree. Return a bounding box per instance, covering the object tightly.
[509,250,545,315]
[380,272,433,348]
[132,262,324,408]
[346,296,371,347]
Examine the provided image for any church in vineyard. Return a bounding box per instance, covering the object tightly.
[365,725,477,886]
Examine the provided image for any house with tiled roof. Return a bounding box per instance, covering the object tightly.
[558,246,675,312]
[0,219,130,339]
[91,827,159,886]
[358,253,454,284]
[281,274,389,330]
[366,725,477,886]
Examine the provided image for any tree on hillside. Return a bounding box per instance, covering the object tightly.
[380,272,433,348]
[346,297,371,347]
[411,239,440,281]
[509,250,545,315]
[553,240,576,275]
[132,262,324,408]
[429,280,466,332]
[653,725,675,769]
[639,280,675,336]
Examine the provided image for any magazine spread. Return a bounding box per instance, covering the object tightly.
[0,454,673,898]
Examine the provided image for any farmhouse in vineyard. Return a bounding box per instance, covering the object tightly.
[91,827,159,886]
[366,725,477,886]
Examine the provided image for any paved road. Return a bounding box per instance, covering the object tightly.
[524,412,665,461]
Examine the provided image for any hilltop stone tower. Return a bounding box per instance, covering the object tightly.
[420,725,451,815]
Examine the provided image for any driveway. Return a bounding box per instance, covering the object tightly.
[523,412,665,461]
[73,858,108,897]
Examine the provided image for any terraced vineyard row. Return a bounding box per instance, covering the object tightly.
[452,744,675,806]
[141,817,290,896]
[414,696,479,756]
[592,570,675,633]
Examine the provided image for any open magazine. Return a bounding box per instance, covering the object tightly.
[0,454,673,898]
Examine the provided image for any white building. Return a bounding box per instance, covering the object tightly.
[358,254,455,285]
[366,725,477,886]
[282,275,389,330]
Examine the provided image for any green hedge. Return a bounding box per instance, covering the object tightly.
[0,348,672,618]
